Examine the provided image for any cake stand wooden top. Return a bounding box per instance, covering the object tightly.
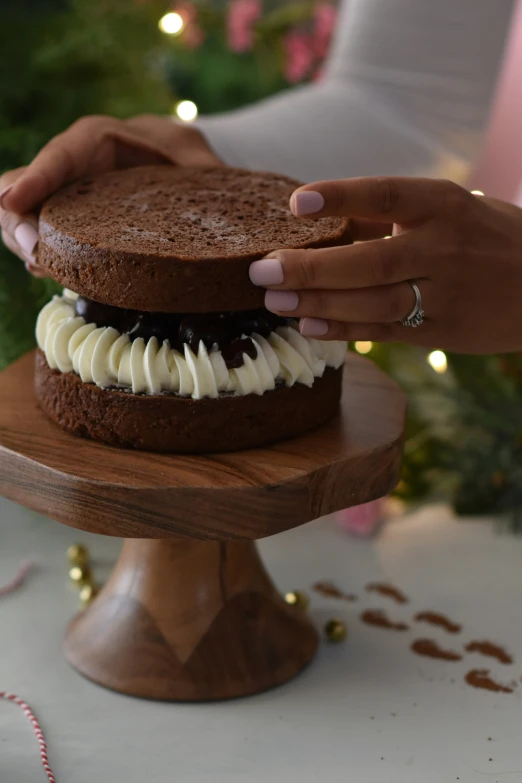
[0,351,405,540]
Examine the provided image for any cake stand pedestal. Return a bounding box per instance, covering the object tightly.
[0,351,405,701]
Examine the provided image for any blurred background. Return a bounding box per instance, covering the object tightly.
[2,0,522,529]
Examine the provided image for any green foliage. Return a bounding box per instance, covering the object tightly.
[165,33,287,114]
[365,344,522,530]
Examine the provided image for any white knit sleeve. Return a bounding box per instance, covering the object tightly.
[195,0,515,184]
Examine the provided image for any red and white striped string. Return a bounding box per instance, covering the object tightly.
[0,559,33,597]
[1,562,54,780]
[0,692,56,782]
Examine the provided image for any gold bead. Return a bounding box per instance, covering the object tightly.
[284,590,310,610]
[67,544,90,567]
[69,565,92,586]
[79,583,100,605]
[324,618,347,642]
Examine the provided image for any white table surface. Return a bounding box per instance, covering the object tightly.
[1,497,522,783]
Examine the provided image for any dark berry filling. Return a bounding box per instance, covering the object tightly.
[73,296,289,369]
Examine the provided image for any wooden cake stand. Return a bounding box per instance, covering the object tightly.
[0,351,405,701]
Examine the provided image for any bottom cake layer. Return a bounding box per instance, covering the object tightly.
[35,350,343,453]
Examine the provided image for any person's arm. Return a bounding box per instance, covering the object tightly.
[197,0,516,183]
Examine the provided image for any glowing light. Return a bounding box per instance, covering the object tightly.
[174,100,198,122]
[384,235,392,239]
[471,189,484,197]
[159,12,184,34]
[355,341,373,354]
[427,350,447,373]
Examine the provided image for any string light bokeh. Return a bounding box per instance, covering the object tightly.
[160,11,199,121]
[354,341,373,355]
[158,12,184,35]
[427,350,447,373]
[174,100,198,122]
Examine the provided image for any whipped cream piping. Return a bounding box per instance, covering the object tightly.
[36,291,346,400]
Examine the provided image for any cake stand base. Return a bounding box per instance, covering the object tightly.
[0,351,406,701]
[64,538,318,701]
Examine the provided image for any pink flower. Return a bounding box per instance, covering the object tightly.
[313,3,337,59]
[337,498,386,538]
[183,23,204,49]
[227,0,262,53]
[175,2,205,49]
[284,30,315,83]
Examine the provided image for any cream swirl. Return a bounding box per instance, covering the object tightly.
[36,291,346,399]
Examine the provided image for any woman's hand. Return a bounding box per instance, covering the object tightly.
[249,177,522,354]
[0,115,221,276]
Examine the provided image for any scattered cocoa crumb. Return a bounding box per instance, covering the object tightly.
[312,581,357,601]
[414,611,461,634]
[390,713,396,717]
[360,609,409,631]
[465,669,513,694]
[465,641,513,665]
[488,737,492,741]
[411,639,462,661]
[489,758,493,762]
[366,582,408,604]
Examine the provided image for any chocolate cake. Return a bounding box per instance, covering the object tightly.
[38,166,349,312]
[35,165,349,453]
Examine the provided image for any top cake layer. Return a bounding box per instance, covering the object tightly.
[38,165,350,313]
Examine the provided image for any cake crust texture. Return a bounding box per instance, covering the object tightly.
[35,350,343,453]
[38,166,350,312]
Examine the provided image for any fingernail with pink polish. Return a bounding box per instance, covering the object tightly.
[15,223,38,257]
[299,317,329,337]
[291,191,325,216]
[249,257,284,286]
[265,290,299,312]
[0,184,13,209]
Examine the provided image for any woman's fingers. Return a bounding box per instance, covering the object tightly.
[264,279,431,324]
[0,166,45,274]
[299,318,433,345]
[0,167,26,208]
[1,116,176,216]
[250,233,424,291]
[349,218,392,241]
[0,211,44,272]
[0,205,39,259]
[1,225,46,276]
[2,117,117,214]
[290,176,472,224]
[126,115,223,167]
[2,117,220,218]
